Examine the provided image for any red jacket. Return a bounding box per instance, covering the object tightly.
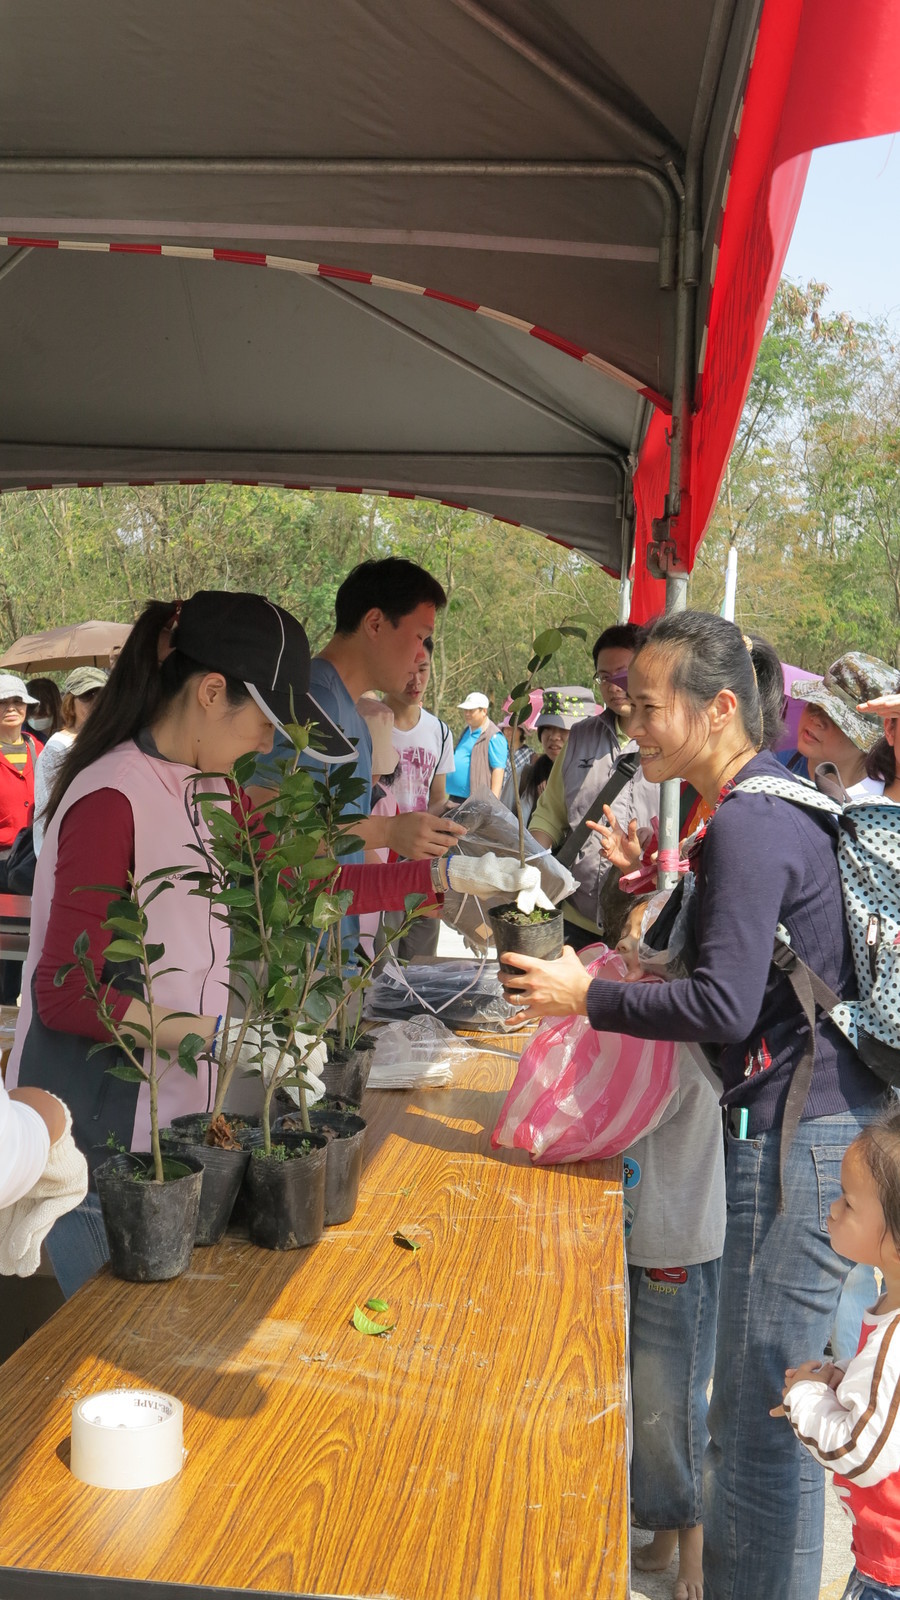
[0,738,36,847]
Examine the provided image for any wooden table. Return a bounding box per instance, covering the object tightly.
[0,1044,628,1599]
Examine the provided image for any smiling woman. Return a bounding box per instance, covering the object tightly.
[500,608,887,1600]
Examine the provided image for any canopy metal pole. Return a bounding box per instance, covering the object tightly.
[0,158,679,289]
[655,0,736,888]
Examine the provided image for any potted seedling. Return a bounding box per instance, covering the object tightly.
[186,726,426,1239]
[274,759,427,1223]
[59,879,207,1281]
[488,622,586,975]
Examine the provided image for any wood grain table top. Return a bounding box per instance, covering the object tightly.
[0,1043,628,1599]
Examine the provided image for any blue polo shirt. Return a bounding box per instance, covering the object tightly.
[447,725,508,801]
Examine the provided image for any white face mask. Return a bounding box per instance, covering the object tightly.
[29,715,53,731]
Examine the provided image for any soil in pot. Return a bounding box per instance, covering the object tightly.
[94,1151,203,1282]
[489,902,564,979]
[242,1131,328,1250]
[323,1030,376,1104]
[160,1117,249,1247]
[275,1110,366,1226]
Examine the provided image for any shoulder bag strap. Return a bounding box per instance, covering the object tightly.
[556,749,641,872]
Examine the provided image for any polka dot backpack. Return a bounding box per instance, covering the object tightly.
[736,770,900,1085]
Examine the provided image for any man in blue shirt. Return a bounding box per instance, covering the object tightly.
[252,557,465,863]
[447,693,508,801]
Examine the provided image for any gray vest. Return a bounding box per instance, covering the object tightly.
[560,710,659,930]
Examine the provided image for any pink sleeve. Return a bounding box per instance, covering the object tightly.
[33,790,136,1040]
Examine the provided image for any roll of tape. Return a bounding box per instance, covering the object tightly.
[71,1388,184,1490]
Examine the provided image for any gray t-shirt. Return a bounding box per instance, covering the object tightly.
[623,1045,726,1268]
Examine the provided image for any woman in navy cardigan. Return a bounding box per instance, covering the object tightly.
[503,611,885,1600]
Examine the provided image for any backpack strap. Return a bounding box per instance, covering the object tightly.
[730,775,844,1212]
[556,749,641,872]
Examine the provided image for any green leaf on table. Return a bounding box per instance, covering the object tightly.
[392,1231,422,1252]
[365,1298,389,1313]
[352,1305,395,1336]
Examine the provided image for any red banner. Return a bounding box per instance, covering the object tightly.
[631,0,900,621]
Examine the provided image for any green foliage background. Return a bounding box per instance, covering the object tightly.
[2,275,898,722]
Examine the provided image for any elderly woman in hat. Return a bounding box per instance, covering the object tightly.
[790,653,899,796]
[507,687,597,825]
[33,666,109,855]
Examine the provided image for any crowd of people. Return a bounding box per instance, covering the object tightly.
[2,556,900,1600]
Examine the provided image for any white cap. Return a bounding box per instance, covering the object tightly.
[0,673,38,705]
[458,692,490,710]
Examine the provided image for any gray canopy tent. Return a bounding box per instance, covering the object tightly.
[0,0,762,585]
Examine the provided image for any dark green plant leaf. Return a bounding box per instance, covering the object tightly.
[106,1061,145,1082]
[102,939,143,962]
[403,892,428,915]
[352,1305,395,1337]
[73,931,90,960]
[177,1032,205,1075]
[392,1231,422,1252]
[53,962,75,987]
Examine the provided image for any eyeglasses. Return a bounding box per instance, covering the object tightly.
[594,670,630,690]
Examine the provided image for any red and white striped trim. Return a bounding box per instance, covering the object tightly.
[0,475,583,548]
[0,234,652,399]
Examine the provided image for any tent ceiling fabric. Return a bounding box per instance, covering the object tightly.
[0,0,763,573]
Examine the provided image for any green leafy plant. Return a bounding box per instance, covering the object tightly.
[57,873,207,1184]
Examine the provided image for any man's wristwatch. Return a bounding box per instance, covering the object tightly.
[430,855,454,895]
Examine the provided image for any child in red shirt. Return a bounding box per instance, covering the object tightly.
[773,1106,900,1599]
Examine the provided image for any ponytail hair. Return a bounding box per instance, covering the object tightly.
[634,610,776,751]
[44,598,250,827]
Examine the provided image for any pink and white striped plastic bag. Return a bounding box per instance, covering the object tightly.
[491,947,679,1164]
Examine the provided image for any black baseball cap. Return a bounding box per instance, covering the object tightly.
[175,591,355,764]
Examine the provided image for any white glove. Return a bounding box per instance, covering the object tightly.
[276,1031,327,1110]
[447,851,541,901]
[0,1099,88,1277]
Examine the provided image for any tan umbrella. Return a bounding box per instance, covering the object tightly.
[0,620,132,673]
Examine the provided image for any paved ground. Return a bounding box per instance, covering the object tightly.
[630,1488,853,1598]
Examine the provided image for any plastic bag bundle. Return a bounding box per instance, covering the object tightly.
[364,959,528,1032]
[367,1017,480,1089]
[491,947,680,1163]
[442,791,575,948]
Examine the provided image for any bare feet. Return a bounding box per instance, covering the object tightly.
[632,1529,678,1572]
[673,1523,703,1600]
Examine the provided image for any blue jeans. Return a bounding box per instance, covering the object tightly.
[703,1104,882,1600]
[629,1258,721,1529]
[842,1572,900,1599]
[833,1261,880,1360]
[45,1193,110,1298]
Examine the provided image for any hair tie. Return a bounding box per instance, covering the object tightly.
[163,600,183,634]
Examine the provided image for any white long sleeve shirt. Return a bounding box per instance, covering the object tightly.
[784,1301,900,1585]
[0,1079,50,1209]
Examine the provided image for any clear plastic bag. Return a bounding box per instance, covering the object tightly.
[367,1017,479,1088]
[491,947,680,1163]
[364,959,529,1032]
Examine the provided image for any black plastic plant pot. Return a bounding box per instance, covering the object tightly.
[160,1127,249,1247]
[242,1131,328,1251]
[322,1031,376,1105]
[93,1151,203,1282]
[169,1111,260,1141]
[488,902,564,978]
[275,1110,367,1227]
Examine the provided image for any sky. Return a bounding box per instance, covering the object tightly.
[782,133,900,326]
